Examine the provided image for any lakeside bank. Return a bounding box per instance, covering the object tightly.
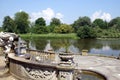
[20,33,79,39]
[20,33,120,40]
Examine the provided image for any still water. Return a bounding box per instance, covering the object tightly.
[23,37,120,57]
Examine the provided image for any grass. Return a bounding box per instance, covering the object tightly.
[20,33,79,39]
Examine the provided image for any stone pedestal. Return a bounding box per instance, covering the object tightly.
[82,50,88,56]
[58,52,74,80]
[58,67,74,80]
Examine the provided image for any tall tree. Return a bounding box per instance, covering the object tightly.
[33,17,48,34]
[109,17,120,30]
[2,16,16,32]
[77,25,96,39]
[72,16,91,32]
[49,18,61,32]
[35,17,46,26]
[14,11,30,33]
[50,18,61,26]
[92,19,108,29]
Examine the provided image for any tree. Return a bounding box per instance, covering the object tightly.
[32,17,48,34]
[29,22,35,33]
[2,16,16,32]
[49,18,61,32]
[109,17,120,30]
[14,11,30,33]
[50,18,61,26]
[77,26,96,39]
[32,25,49,34]
[35,17,46,26]
[72,16,91,32]
[92,19,108,29]
[0,27,3,31]
[54,24,74,33]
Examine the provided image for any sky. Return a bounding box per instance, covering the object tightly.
[0,0,120,26]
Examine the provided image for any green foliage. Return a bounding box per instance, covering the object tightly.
[109,17,120,30]
[47,25,56,33]
[1,11,120,39]
[50,18,61,26]
[54,24,74,33]
[31,25,49,34]
[94,27,120,38]
[20,33,78,39]
[92,19,108,29]
[31,17,48,34]
[2,16,16,32]
[0,27,3,31]
[72,16,91,32]
[14,11,30,34]
[49,18,61,33]
[35,17,46,26]
[77,26,97,39]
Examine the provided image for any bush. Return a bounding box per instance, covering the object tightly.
[77,26,97,39]
[31,25,49,34]
[54,24,74,33]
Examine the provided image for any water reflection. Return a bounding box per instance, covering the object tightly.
[44,40,53,51]
[51,39,72,52]
[23,37,120,57]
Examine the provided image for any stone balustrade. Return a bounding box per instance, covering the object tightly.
[27,49,56,62]
[8,53,75,80]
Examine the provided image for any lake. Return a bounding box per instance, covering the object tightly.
[22,37,120,57]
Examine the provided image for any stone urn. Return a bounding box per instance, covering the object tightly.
[59,53,74,61]
[59,52,74,66]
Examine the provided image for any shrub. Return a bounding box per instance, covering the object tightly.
[77,26,97,39]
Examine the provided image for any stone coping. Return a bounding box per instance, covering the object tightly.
[8,53,74,70]
[8,53,57,68]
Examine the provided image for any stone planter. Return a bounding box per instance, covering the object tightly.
[59,52,74,66]
[59,53,74,61]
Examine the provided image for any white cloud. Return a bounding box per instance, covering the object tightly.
[55,13,64,22]
[19,9,23,12]
[55,13,63,19]
[91,10,112,22]
[42,8,54,21]
[30,8,64,24]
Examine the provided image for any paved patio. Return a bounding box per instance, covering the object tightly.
[74,55,120,80]
[0,55,120,80]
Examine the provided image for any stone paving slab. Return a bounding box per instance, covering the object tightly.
[74,55,120,80]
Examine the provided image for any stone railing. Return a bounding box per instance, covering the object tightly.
[26,49,56,63]
[8,53,58,80]
[8,53,74,80]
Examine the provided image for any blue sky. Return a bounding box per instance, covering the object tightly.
[0,0,120,26]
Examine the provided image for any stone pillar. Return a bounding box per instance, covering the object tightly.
[58,67,74,80]
[58,53,74,80]
[82,49,88,56]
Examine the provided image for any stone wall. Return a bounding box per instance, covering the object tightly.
[8,53,74,80]
[9,55,57,80]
